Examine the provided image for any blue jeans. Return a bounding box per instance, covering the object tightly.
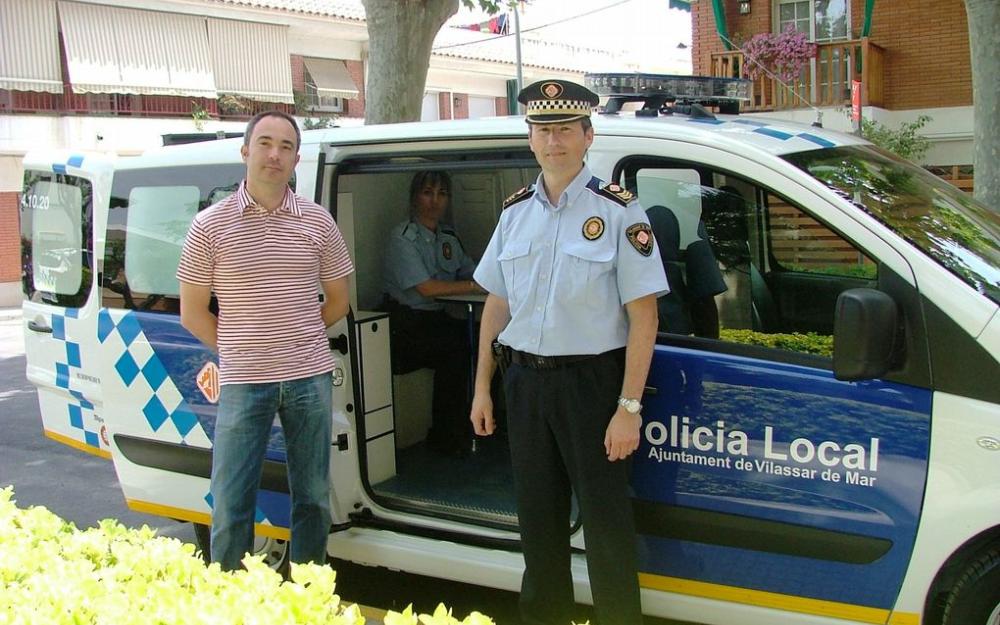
[210,371,333,570]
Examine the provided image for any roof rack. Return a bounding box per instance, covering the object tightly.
[584,73,751,118]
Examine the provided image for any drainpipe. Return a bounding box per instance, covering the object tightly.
[862,0,875,37]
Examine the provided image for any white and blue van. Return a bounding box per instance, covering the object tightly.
[20,74,1000,625]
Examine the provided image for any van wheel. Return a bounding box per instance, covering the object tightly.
[941,548,1000,625]
[192,523,290,576]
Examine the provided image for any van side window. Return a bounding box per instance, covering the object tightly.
[624,160,877,360]
[102,165,244,312]
[20,172,93,307]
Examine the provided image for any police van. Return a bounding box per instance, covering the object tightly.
[20,74,1000,625]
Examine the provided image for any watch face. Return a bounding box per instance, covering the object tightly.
[620,397,641,413]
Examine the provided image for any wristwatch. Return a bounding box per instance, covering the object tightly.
[618,396,642,414]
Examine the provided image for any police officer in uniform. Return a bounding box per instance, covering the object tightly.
[384,170,483,455]
[470,80,669,624]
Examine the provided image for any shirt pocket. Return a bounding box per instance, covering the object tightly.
[559,240,616,308]
[498,239,532,308]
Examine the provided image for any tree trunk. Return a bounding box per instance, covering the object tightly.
[361,0,459,125]
[964,0,999,208]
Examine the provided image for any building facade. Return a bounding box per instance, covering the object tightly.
[0,0,619,305]
[692,0,974,180]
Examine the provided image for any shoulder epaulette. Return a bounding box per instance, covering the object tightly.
[400,221,418,240]
[502,185,534,210]
[594,182,635,207]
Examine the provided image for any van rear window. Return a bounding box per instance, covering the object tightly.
[20,172,93,307]
[103,164,244,312]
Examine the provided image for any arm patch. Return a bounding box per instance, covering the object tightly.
[502,185,534,210]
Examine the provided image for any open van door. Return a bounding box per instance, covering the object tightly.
[21,152,113,458]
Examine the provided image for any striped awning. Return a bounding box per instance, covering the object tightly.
[0,0,63,93]
[303,57,359,99]
[57,1,217,98]
[208,18,294,104]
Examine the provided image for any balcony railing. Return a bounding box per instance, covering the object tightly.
[710,38,885,113]
[0,89,294,120]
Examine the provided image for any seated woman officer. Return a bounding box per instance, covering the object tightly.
[382,170,484,457]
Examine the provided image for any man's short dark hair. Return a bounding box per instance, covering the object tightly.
[244,110,301,151]
[409,170,452,210]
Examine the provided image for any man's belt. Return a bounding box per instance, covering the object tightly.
[494,343,619,370]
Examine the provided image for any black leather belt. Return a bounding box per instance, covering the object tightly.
[499,345,623,370]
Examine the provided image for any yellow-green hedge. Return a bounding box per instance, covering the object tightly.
[0,487,496,625]
[719,329,834,357]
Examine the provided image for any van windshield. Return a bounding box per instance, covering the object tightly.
[783,145,1000,306]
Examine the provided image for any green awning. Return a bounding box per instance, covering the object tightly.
[506,78,518,116]
[668,0,691,11]
[862,0,876,37]
[710,0,732,51]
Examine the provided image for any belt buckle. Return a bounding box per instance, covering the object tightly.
[534,354,550,369]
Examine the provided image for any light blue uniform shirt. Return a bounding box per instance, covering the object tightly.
[384,219,476,311]
[474,165,669,356]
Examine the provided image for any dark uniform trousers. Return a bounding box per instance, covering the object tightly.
[503,348,643,625]
[387,303,472,452]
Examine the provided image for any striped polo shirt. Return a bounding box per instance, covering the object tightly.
[177,181,354,385]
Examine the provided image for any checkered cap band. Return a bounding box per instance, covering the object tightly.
[525,99,593,117]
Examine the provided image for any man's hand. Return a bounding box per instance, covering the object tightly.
[604,406,641,461]
[470,391,496,437]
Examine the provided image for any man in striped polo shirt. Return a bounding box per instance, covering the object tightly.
[177,111,353,571]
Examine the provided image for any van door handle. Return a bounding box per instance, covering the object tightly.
[328,334,348,355]
[28,320,53,334]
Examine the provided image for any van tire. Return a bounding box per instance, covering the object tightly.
[192,522,290,577]
[940,548,1000,625]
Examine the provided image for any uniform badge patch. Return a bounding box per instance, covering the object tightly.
[582,216,605,240]
[541,82,564,99]
[626,223,654,256]
[442,241,453,260]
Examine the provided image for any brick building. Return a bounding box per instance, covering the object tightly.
[691,0,974,179]
[0,0,624,306]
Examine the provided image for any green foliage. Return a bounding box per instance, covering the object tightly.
[861,115,932,161]
[781,263,878,279]
[303,117,338,130]
[720,329,834,357]
[460,0,503,12]
[0,487,499,625]
[218,94,253,116]
[190,101,210,131]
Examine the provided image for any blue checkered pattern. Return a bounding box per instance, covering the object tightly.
[48,308,103,450]
[98,309,208,444]
[694,118,840,149]
[204,490,288,528]
[52,154,85,175]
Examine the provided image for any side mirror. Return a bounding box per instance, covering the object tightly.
[833,288,900,381]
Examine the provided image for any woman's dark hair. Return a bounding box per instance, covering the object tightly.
[409,170,452,210]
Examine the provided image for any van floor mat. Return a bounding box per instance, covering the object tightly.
[372,434,518,520]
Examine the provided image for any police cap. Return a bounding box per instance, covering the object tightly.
[517,79,599,124]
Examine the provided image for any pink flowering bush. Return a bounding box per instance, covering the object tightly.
[742,25,817,83]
